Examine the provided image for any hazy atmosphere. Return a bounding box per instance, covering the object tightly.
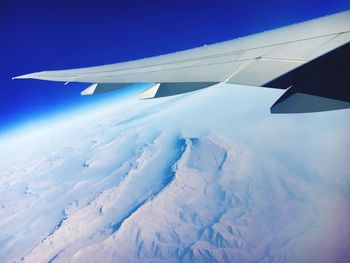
[1,1,350,262]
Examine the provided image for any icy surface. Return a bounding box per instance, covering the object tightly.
[0,84,350,263]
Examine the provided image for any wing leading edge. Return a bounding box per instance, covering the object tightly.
[13,10,350,113]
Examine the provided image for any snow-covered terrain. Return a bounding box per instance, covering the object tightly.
[1,84,349,263]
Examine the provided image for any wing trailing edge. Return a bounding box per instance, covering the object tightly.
[80,83,132,96]
[138,82,219,99]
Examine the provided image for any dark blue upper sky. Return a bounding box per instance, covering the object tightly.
[1,0,349,131]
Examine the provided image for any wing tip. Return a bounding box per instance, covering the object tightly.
[12,72,40,80]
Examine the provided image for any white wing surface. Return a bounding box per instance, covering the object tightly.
[14,11,350,113]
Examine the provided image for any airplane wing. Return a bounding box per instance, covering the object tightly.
[13,10,350,113]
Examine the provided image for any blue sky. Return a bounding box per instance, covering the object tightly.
[1,0,349,131]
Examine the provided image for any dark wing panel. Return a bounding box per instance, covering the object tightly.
[268,42,350,113]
